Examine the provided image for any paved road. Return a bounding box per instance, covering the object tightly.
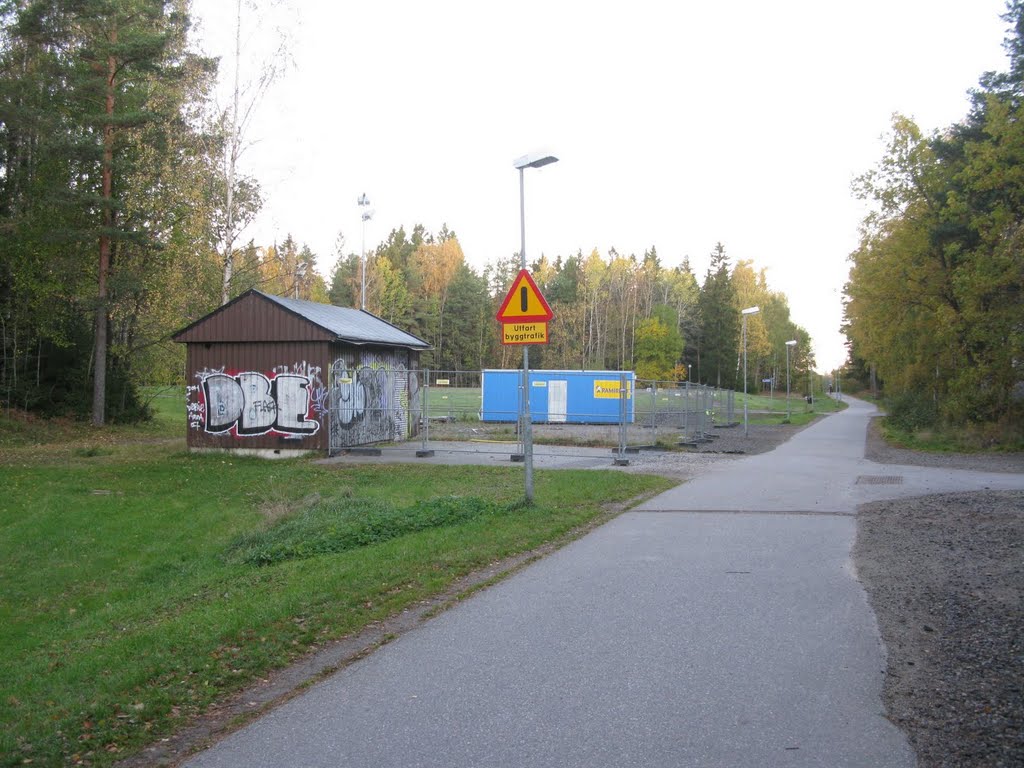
[184,397,1023,768]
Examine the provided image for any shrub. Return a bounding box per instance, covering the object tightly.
[886,391,939,432]
[227,495,505,566]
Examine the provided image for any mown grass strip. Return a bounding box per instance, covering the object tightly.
[0,422,672,768]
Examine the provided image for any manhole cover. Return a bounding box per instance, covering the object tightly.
[856,475,904,485]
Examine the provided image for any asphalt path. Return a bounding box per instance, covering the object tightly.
[184,396,1024,768]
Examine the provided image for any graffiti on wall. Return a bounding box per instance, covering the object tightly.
[329,350,419,449]
[187,363,324,437]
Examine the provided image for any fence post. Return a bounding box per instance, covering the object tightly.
[692,385,700,438]
[416,368,434,457]
[614,370,629,465]
[650,380,658,445]
[683,380,689,439]
[511,366,525,462]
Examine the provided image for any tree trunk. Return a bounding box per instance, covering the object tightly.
[92,46,117,427]
[220,0,243,305]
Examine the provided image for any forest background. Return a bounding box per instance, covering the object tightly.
[1,0,1020,436]
[844,1,1024,436]
[0,0,815,426]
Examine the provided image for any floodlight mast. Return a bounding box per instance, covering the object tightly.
[358,194,373,311]
[515,152,558,503]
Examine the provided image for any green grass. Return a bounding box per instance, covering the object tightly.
[881,418,1024,453]
[426,386,481,420]
[0,415,671,767]
[742,392,845,425]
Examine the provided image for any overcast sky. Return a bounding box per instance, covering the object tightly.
[190,0,1011,372]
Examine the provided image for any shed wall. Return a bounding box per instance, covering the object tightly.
[185,341,331,452]
[176,294,335,343]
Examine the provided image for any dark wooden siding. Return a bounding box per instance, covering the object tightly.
[175,293,334,343]
[185,341,330,452]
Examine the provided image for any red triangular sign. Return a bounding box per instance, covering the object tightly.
[496,269,554,323]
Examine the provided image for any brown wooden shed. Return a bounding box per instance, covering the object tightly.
[173,290,430,457]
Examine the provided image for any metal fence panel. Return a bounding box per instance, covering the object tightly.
[328,367,742,464]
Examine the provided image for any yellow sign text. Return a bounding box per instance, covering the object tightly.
[501,322,549,345]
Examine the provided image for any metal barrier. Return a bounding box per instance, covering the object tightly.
[328,367,742,465]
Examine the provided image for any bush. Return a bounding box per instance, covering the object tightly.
[227,495,505,566]
[886,391,939,432]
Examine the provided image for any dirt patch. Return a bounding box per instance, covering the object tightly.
[854,491,1024,767]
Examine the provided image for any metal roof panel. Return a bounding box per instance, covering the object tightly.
[260,292,431,349]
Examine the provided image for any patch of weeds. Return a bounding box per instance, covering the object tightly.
[73,445,114,458]
[227,495,506,566]
[258,490,348,523]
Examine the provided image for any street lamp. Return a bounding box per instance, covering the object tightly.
[741,306,759,437]
[785,340,797,421]
[513,151,558,503]
[358,193,374,310]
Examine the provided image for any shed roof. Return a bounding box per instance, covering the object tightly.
[173,290,431,349]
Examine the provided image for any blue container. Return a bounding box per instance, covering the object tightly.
[481,369,635,424]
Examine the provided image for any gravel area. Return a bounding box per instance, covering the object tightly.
[856,420,1024,767]
[419,421,802,482]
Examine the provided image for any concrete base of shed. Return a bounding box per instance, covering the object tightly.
[189,447,315,460]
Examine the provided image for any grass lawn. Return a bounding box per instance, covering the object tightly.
[0,402,672,767]
[425,386,481,419]
[880,418,1024,452]
[743,391,845,425]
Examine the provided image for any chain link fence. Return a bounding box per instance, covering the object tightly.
[328,367,742,465]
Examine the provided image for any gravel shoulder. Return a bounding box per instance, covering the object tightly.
[856,419,1024,767]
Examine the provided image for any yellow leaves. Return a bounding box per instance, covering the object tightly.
[411,238,465,299]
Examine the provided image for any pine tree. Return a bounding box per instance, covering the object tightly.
[697,243,739,388]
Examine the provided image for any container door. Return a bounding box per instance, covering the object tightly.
[549,379,568,423]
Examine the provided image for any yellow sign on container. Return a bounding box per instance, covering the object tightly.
[502,322,548,345]
[594,379,632,399]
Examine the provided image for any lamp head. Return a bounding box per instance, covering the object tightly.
[741,306,760,316]
[786,340,798,346]
[514,152,559,170]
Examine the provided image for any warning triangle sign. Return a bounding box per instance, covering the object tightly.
[496,269,554,323]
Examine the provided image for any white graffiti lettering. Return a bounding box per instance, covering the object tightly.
[197,371,320,436]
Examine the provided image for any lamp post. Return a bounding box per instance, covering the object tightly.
[357,193,373,310]
[741,306,759,437]
[785,339,797,421]
[513,152,558,504]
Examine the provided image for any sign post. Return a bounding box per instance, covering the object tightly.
[497,268,553,503]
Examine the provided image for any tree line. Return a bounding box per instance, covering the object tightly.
[844,0,1024,429]
[329,232,815,394]
[0,0,814,425]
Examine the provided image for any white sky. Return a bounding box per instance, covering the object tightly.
[190,0,1011,372]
